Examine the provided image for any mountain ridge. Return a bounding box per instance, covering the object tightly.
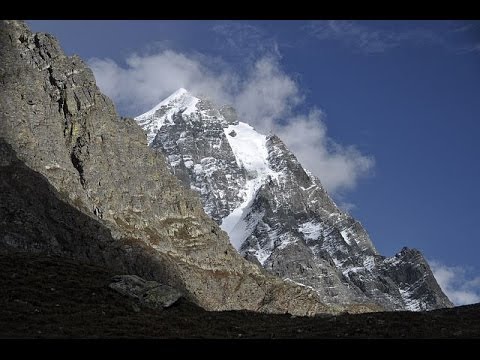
[0,20,347,316]
[135,88,453,311]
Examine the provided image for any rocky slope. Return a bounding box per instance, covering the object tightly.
[135,89,452,311]
[0,20,342,316]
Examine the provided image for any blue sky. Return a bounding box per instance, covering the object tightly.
[28,20,480,305]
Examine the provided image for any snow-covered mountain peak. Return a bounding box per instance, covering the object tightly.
[135,88,201,144]
[167,87,189,98]
[135,89,281,250]
[134,88,242,146]
[137,88,199,119]
[134,88,452,312]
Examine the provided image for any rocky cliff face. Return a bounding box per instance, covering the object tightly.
[135,89,453,311]
[0,20,342,316]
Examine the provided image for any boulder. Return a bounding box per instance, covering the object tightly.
[109,275,182,310]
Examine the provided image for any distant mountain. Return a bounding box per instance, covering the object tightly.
[136,88,453,311]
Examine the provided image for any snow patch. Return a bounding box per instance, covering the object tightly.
[284,278,318,293]
[224,122,270,176]
[399,287,424,311]
[363,255,375,271]
[278,237,296,250]
[343,267,365,277]
[220,177,263,249]
[340,229,352,246]
[298,221,322,241]
[253,248,272,266]
[384,255,402,266]
[220,122,279,249]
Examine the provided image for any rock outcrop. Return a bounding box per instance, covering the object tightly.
[109,275,182,309]
[0,20,339,316]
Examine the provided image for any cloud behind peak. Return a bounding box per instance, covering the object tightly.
[89,48,374,197]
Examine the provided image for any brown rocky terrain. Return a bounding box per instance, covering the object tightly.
[0,19,340,316]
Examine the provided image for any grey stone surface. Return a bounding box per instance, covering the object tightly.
[109,275,182,309]
[137,87,453,311]
[0,20,339,316]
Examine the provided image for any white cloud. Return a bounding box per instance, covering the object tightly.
[460,43,480,54]
[306,20,399,54]
[90,50,236,116]
[89,48,373,196]
[234,57,302,130]
[305,20,450,55]
[212,23,280,61]
[273,109,374,194]
[430,260,480,306]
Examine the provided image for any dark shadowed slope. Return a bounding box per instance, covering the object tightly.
[0,246,478,339]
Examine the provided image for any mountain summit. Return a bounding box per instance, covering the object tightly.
[135,89,453,311]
